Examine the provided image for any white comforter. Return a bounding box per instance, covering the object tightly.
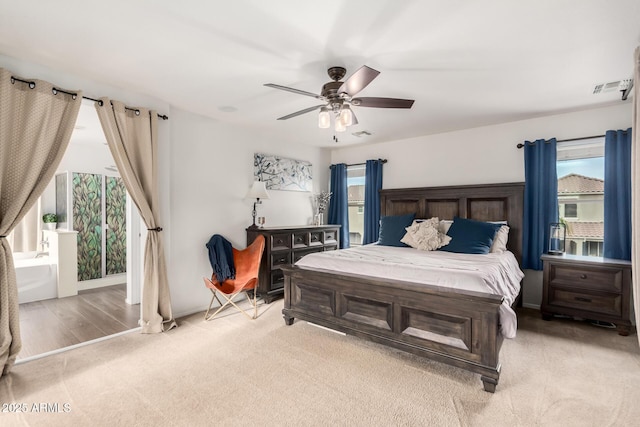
[295,245,524,338]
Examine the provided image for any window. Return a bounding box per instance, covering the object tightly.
[347,165,365,246]
[557,138,604,257]
[563,203,577,218]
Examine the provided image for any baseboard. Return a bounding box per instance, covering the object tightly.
[522,303,540,310]
[77,274,126,291]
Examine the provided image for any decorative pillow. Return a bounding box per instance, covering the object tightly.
[377,213,416,247]
[438,216,502,254]
[489,225,510,253]
[439,219,453,235]
[401,218,451,251]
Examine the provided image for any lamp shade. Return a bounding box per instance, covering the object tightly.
[339,105,353,127]
[318,107,330,128]
[246,181,270,200]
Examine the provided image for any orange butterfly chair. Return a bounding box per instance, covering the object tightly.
[203,235,265,321]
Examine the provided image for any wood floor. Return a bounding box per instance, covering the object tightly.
[18,284,140,360]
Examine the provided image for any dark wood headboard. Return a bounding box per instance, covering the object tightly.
[380,182,525,263]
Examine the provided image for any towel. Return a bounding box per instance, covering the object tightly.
[205,234,236,282]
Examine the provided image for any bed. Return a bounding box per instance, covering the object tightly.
[280,182,524,392]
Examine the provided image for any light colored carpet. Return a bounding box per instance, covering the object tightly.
[1,300,639,427]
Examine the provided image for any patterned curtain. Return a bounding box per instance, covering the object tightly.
[362,159,384,244]
[328,163,350,249]
[603,129,632,260]
[522,138,559,270]
[0,68,82,375]
[95,99,175,334]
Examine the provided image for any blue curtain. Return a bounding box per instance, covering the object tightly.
[603,128,632,260]
[328,163,350,248]
[363,159,384,244]
[522,138,558,270]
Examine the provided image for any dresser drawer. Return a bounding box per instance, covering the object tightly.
[309,231,323,246]
[271,269,285,290]
[271,251,291,268]
[548,287,621,317]
[293,232,308,249]
[270,234,291,251]
[323,229,338,244]
[293,247,323,263]
[549,264,622,293]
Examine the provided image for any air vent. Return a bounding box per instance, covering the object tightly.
[352,130,372,137]
[593,79,632,95]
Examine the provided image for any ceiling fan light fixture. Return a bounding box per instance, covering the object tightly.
[318,107,330,128]
[335,117,347,132]
[339,105,353,127]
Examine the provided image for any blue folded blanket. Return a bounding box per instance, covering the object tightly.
[205,234,236,282]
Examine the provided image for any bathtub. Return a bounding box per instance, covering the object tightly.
[13,252,58,304]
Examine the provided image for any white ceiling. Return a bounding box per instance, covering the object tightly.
[1,0,639,147]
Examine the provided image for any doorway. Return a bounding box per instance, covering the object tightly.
[14,100,142,360]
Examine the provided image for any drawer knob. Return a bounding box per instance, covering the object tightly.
[580,274,587,279]
[575,296,592,303]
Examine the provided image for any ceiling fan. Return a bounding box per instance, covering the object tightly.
[264,65,414,132]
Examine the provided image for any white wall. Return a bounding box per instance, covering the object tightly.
[330,102,633,308]
[167,107,331,317]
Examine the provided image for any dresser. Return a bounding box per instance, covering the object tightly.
[541,254,632,336]
[247,225,341,303]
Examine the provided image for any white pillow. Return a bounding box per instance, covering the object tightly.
[489,225,509,253]
[401,218,451,251]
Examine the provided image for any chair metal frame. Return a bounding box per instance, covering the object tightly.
[203,277,258,320]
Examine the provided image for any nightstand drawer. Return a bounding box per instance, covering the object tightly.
[549,265,622,293]
[548,287,621,317]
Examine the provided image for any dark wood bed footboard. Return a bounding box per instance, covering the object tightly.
[281,265,505,392]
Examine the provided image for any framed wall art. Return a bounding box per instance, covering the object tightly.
[254,152,312,192]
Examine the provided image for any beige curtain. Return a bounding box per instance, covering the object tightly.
[632,46,639,347]
[0,67,82,375]
[95,99,175,333]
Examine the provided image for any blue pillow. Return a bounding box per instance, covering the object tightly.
[438,216,502,254]
[377,213,416,247]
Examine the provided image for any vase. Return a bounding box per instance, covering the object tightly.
[44,222,56,231]
[314,213,323,226]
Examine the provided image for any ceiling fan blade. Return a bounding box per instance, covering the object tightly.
[277,104,325,120]
[264,83,324,100]
[352,97,414,109]
[338,66,380,96]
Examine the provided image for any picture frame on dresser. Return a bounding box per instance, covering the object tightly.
[247,225,341,303]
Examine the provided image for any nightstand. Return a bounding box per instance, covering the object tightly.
[541,253,632,336]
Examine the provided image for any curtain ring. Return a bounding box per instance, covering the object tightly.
[72,94,77,100]
[10,77,15,84]
[29,82,35,89]
[52,88,58,95]
[98,100,104,106]
[135,109,140,116]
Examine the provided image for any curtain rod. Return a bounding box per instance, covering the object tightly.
[10,76,169,120]
[516,134,606,149]
[346,159,388,167]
